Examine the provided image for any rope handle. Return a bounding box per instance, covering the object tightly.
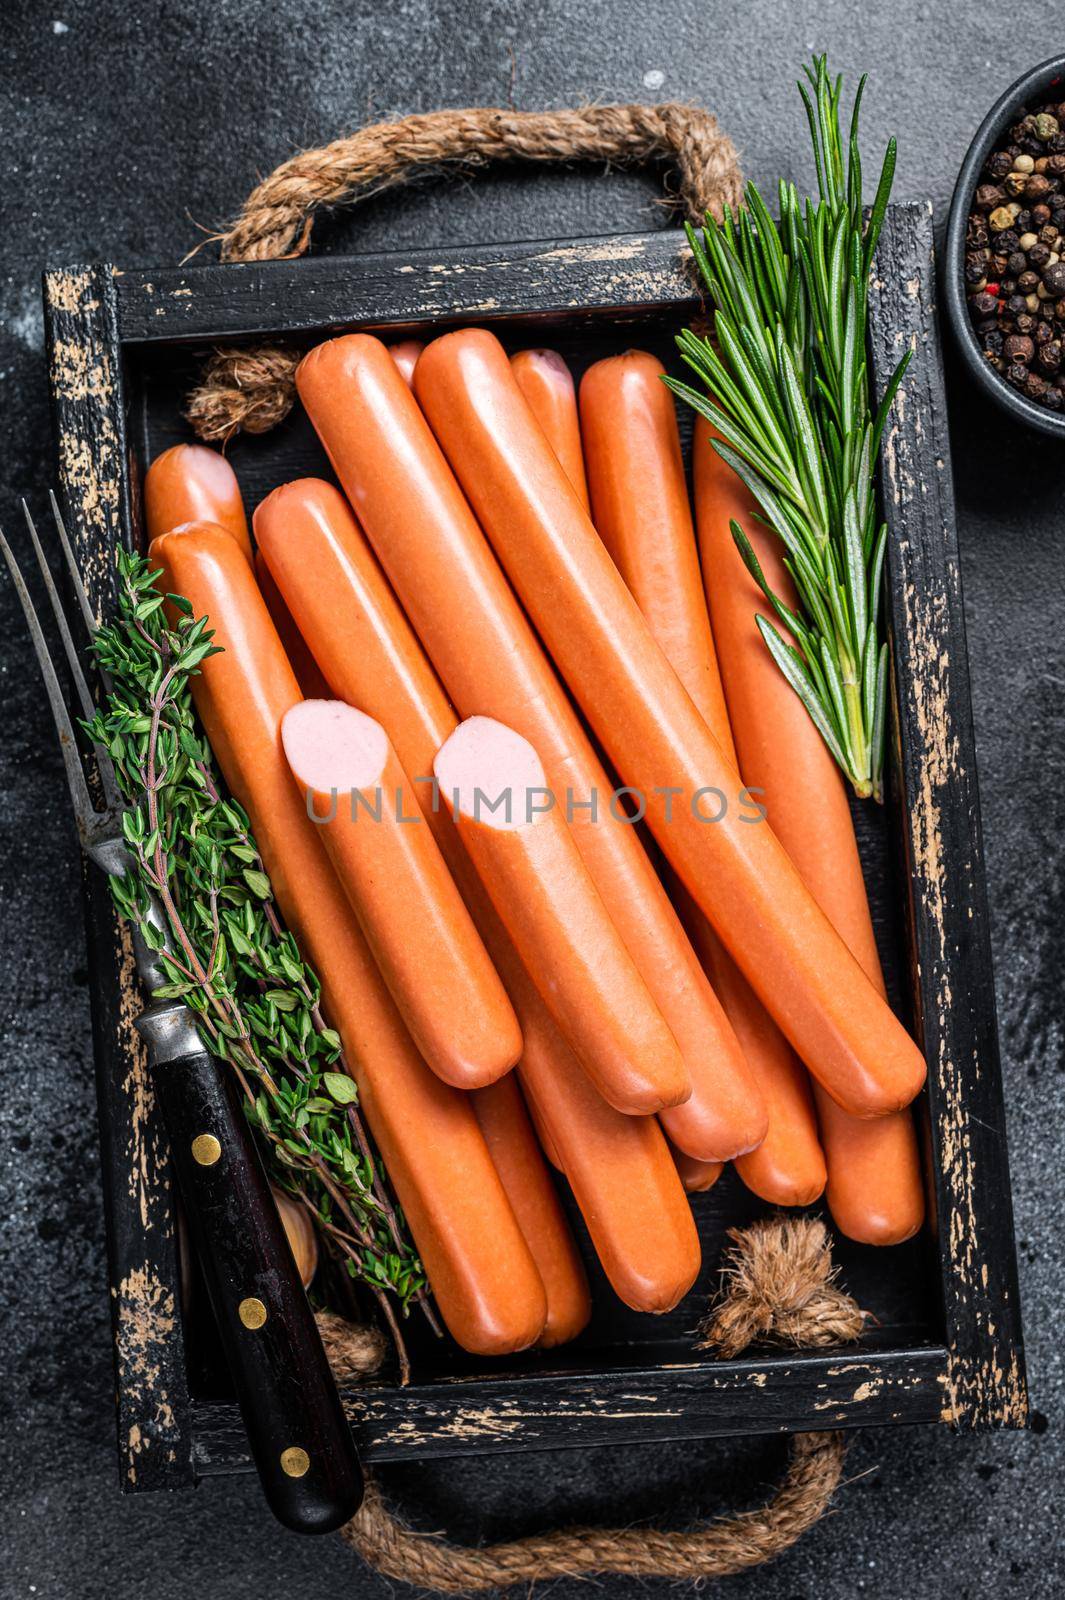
[185,101,743,442]
[325,1218,863,1591]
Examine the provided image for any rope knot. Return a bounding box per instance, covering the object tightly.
[697,1216,867,1360]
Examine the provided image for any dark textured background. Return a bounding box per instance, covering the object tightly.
[1,3,1060,1596]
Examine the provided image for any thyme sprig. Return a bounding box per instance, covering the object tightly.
[669,54,909,801]
[85,549,431,1375]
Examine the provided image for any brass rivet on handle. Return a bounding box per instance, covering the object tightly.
[191,1133,222,1166]
[280,1446,310,1478]
[238,1296,268,1329]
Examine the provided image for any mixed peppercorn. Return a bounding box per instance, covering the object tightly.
[965,97,1065,411]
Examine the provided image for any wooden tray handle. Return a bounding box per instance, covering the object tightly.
[335,1218,862,1590]
[185,101,742,442]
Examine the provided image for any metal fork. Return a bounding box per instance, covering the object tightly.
[2,502,364,1533]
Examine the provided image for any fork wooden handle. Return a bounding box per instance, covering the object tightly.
[150,1030,364,1532]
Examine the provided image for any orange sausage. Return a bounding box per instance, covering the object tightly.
[296,335,765,1162]
[436,715,690,1115]
[281,699,522,1089]
[253,478,701,1309]
[580,351,826,1207]
[253,550,332,698]
[510,349,590,511]
[388,339,424,387]
[471,1075,591,1346]
[148,521,547,1354]
[694,426,926,1244]
[144,444,253,561]
[669,1144,724,1194]
[413,328,927,1121]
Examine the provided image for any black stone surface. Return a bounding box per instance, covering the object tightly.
[0,3,1059,1595]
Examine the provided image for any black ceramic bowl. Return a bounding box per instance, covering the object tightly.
[944,54,1065,439]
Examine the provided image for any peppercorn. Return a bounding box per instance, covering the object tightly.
[1015,209,1033,233]
[985,329,1004,356]
[1026,174,1052,202]
[1007,362,1030,386]
[991,251,1009,274]
[1035,320,1053,344]
[968,218,989,248]
[988,150,1013,179]
[1036,113,1060,141]
[1038,339,1062,372]
[1008,293,1028,315]
[990,205,1015,231]
[1017,313,1037,333]
[971,290,999,317]
[1047,154,1065,175]
[1018,270,1040,291]
[1040,223,1059,243]
[1044,386,1063,408]
[1029,240,1051,266]
[1004,332,1033,359]
[978,181,1008,207]
[998,230,1020,253]
[1032,205,1052,227]
[1050,133,1065,154]
[1043,261,1065,296]
[1007,250,1027,274]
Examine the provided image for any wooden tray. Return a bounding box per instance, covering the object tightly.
[43,200,1028,1496]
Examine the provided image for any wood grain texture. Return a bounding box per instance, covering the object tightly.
[868,203,1028,1429]
[43,264,194,1491]
[114,231,699,344]
[191,1346,951,1471]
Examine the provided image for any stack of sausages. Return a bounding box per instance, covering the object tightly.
[143,326,927,1359]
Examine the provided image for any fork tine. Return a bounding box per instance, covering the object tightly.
[22,500,97,726]
[26,499,126,817]
[0,527,102,849]
[48,491,101,643]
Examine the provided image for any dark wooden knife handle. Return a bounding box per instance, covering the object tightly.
[153,1045,364,1532]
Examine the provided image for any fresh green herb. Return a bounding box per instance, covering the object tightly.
[669,54,909,801]
[85,549,431,1375]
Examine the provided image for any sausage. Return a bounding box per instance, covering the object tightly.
[510,349,590,511]
[253,478,701,1308]
[148,520,548,1354]
[471,1075,592,1346]
[388,339,424,388]
[693,425,926,1243]
[412,327,927,1121]
[519,1076,564,1171]
[144,444,253,561]
[580,351,826,1207]
[253,550,332,698]
[669,1144,723,1194]
[435,715,690,1115]
[295,336,765,1161]
[281,698,522,1089]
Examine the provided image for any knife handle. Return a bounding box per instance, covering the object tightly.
[148,1027,365,1533]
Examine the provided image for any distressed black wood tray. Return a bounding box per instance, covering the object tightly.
[43,201,1027,1496]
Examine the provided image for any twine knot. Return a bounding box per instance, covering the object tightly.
[697,1216,867,1359]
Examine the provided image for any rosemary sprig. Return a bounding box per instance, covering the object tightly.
[669,54,909,801]
[84,549,431,1374]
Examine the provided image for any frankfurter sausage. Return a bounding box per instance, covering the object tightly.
[580,351,826,1207]
[435,715,689,1115]
[471,1075,592,1346]
[253,550,332,699]
[281,699,522,1089]
[669,1145,723,1194]
[510,349,590,511]
[388,339,424,388]
[148,521,548,1354]
[413,327,927,1120]
[144,444,253,562]
[296,335,765,1161]
[693,426,925,1243]
[253,478,701,1309]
